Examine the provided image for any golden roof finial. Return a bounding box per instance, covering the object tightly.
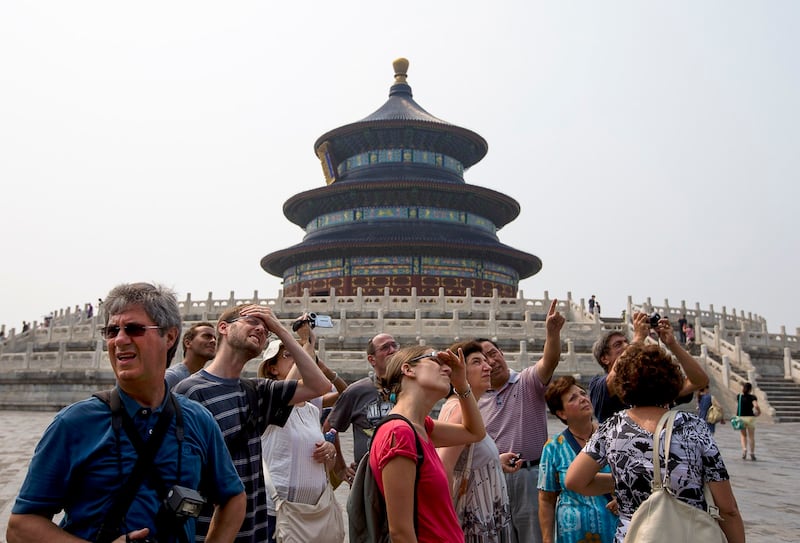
[393,57,409,84]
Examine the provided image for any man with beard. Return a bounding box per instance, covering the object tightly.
[174,304,330,543]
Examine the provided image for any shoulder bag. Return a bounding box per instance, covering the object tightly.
[624,410,727,543]
[730,395,744,430]
[264,460,344,543]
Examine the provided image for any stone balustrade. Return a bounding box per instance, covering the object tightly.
[1,289,797,411]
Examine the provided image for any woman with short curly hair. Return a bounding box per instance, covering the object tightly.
[565,344,745,543]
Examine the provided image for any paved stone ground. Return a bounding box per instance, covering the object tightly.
[1,411,798,542]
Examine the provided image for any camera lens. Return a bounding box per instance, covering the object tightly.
[649,313,661,328]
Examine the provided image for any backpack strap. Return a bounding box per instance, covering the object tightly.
[373,413,425,536]
[92,388,181,543]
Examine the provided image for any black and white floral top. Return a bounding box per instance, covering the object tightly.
[584,410,729,542]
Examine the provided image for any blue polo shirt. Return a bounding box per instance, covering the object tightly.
[13,386,244,542]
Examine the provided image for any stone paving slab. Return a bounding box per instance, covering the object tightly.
[1,411,798,542]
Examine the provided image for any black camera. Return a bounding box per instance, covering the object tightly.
[649,312,662,328]
[164,486,205,518]
[291,313,333,331]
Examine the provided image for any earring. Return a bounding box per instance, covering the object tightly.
[389,392,397,403]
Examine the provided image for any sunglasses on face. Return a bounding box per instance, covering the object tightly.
[409,351,443,363]
[101,323,161,339]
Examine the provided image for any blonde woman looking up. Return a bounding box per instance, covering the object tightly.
[370,345,486,543]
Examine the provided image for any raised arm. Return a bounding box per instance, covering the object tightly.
[430,349,485,448]
[535,299,565,384]
[263,312,329,403]
[657,318,709,395]
[435,399,466,491]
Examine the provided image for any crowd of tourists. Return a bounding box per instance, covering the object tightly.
[6,282,749,543]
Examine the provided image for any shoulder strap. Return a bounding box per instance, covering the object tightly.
[651,410,676,491]
[93,389,179,543]
[373,414,424,536]
[651,410,721,519]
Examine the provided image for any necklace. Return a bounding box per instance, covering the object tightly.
[571,424,597,442]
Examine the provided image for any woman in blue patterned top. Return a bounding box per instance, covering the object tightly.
[537,376,617,543]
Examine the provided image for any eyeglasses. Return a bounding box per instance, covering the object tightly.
[101,323,161,339]
[229,316,264,327]
[409,351,442,363]
[376,341,399,353]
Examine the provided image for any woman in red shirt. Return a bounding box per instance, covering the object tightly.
[370,346,486,543]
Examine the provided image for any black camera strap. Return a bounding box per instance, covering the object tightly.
[93,388,182,543]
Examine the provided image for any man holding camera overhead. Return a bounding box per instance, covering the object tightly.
[589,311,709,423]
[7,282,246,543]
[173,304,329,543]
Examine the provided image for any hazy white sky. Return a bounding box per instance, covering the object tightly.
[1,1,798,333]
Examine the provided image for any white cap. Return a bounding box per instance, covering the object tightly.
[263,339,283,361]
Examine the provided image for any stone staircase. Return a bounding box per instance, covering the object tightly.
[756,376,800,422]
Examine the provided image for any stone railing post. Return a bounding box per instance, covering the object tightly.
[356,287,363,310]
[721,355,731,389]
[415,309,422,339]
[184,292,192,317]
[94,340,105,369]
[713,325,721,353]
[318,337,327,361]
[206,291,214,316]
[384,287,391,310]
[376,308,385,333]
[518,340,530,368]
[785,347,792,379]
[565,339,576,373]
[700,344,709,369]
[734,336,743,367]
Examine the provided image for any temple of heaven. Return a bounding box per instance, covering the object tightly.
[261,58,542,297]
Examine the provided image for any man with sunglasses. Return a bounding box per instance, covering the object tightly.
[476,299,565,543]
[165,321,217,389]
[323,332,399,485]
[8,282,246,543]
[173,304,330,543]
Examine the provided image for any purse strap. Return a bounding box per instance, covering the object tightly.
[651,410,721,519]
[737,394,742,417]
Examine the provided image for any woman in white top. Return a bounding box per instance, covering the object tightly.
[259,317,342,543]
[436,340,516,542]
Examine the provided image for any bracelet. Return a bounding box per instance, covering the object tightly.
[328,371,338,382]
[454,386,472,399]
